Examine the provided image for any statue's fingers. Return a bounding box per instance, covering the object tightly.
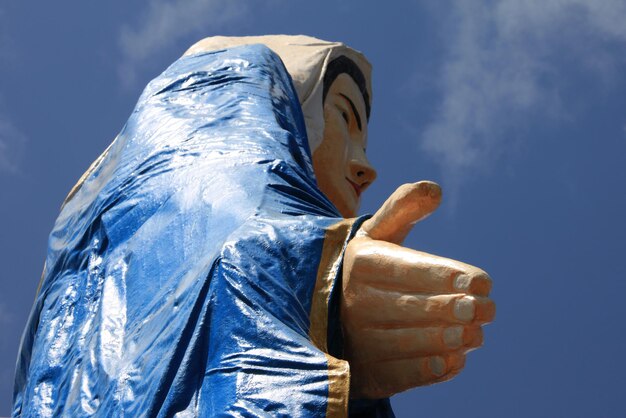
[462,326,484,354]
[344,288,495,327]
[350,352,466,399]
[346,238,492,296]
[359,181,442,245]
[346,325,483,363]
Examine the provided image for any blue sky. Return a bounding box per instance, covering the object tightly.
[1,1,626,416]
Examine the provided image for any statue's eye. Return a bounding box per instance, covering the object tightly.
[341,110,349,124]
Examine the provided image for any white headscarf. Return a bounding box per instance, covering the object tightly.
[184,35,372,152]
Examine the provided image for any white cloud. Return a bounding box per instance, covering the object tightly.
[118,0,252,86]
[0,117,27,175]
[419,0,626,194]
[0,300,12,325]
[0,7,26,176]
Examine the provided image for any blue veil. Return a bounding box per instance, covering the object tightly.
[13,44,394,417]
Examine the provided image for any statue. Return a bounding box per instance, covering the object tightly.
[12,35,494,417]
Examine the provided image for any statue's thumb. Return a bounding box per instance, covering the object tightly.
[360,181,442,245]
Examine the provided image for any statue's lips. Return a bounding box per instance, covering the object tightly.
[346,178,362,198]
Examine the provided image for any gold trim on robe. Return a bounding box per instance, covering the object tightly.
[309,219,355,417]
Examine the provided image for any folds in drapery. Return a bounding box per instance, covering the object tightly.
[13,44,394,417]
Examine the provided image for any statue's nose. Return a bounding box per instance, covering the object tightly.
[349,158,377,189]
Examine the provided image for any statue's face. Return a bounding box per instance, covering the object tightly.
[313,73,377,217]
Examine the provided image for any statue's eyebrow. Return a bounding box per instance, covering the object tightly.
[339,93,362,131]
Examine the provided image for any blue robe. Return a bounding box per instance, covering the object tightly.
[13,44,394,417]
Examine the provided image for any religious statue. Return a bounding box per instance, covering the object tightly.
[13,35,494,417]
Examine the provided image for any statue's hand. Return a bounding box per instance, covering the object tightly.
[342,182,495,399]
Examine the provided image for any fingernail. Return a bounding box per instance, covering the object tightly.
[429,184,441,198]
[454,296,475,322]
[454,273,491,296]
[430,356,446,377]
[454,274,471,292]
[443,326,463,349]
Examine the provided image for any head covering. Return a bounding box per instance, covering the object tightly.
[14,41,395,417]
[184,35,373,152]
